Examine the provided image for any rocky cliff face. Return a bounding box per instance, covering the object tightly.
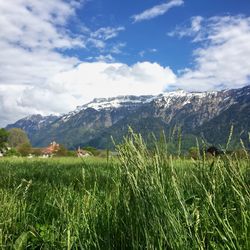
[6,85,250,149]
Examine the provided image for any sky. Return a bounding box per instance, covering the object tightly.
[1,0,250,126]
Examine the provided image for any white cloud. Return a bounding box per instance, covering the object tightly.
[86,27,125,53]
[110,43,126,54]
[172,15,250,91]
[91,26,125,41]
[95,54,115,63]
[139,51,146,57]
[0,40,79,87]
[0,0,84,88]
[132,0,184,23]
[149,48,158,53]
[0,61,176,126]
[0,0,130,126]
[139,48,158,57]
[0,0,85,126]
[47,61,176,105]
[168,16,203,38]
[0,0,84,50]
[191,16,203,33]
[87,38,106,50]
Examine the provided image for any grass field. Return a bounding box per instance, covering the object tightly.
[0,133,249,249]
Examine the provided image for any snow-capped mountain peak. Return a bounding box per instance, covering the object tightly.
[5,85,250,149]
[83,95,154,110]
[60,95,155,122]
[58,89,224,122]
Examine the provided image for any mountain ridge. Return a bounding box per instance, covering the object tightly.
[6,85,250,150]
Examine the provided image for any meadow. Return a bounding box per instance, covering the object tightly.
[0,133,249,249]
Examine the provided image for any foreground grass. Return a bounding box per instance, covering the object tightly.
[0,135,249,249]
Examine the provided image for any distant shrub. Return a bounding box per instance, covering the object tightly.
[4,148,21,157]
[31,148,42,156]
[17,142,32,156]
[55,145,68,157]
[67,150,77,157]
[188,146,199,159]
[82,146,99,156]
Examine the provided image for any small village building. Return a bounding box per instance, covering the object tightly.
[77,147,91,157]
[41,141,60,157]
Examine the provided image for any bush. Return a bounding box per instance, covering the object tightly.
[17,142,32,156]
[4,148,21,157]
[55,145,68,157]
[67,150,77,157]
[31,148,43,156]
[82,146,99,156]
[188,146,199,159]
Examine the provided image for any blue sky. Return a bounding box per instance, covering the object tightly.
[0,0,250,126]
[67,0,250,69]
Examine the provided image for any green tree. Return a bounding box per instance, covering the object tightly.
[0,128,9,151]
[17,143,32,156]
[4,148,21,157]
[7,128,30,148]
[55,145,68,157]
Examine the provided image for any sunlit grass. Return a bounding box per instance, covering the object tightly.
[0,133,249,249]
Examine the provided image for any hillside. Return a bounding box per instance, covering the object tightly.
[6,85,250,150]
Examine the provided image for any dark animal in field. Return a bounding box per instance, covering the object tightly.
[206,146,222,156]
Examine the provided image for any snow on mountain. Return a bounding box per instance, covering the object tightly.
[151,89,220,110]
[8,86,250,128]
[84,95,155,109]
[5,85,250,149]
[60,90,220,122]
[59,95,155,122]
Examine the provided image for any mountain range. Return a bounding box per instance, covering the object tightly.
[6,85,250,151]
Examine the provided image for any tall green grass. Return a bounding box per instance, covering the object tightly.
[0,133,249,249]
